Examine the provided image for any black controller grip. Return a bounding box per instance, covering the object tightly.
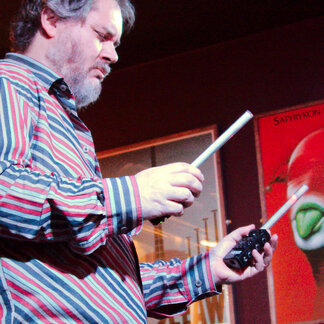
[150,216,170,225]
[223,229,271,269]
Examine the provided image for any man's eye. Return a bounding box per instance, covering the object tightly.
[95,31,105,41]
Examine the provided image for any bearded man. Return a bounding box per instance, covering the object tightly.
[0,0,277,322]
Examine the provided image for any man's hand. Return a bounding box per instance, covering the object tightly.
[135,162,204,221]
[209,225,278,285]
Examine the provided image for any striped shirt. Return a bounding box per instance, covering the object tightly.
[0,53,219,323]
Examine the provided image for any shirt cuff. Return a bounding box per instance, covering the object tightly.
[101,176,143,235]
[148,253,221,318]
[182,252,221,303]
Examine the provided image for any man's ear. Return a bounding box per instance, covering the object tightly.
[40,7,60,38]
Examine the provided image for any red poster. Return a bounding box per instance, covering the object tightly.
[255,102,324,323]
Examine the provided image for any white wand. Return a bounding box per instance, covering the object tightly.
[261,184,309,230]
[151,110,254,225]
[191,110,253,167]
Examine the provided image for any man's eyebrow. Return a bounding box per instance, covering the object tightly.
[96,25,121,46]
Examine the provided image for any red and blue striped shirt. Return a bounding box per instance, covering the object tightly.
[0,53,219,323]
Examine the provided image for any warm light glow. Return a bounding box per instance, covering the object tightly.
[142,224,168,237]
[200,240,217,247]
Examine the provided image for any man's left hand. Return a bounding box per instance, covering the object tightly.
[209,224,278,285]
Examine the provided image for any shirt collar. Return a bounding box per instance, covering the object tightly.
[5,53,77,113]
[5,52,65,91]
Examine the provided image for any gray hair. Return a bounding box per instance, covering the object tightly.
[10,0,135,52]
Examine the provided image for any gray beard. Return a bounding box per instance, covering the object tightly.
[46,38,102,109]
[65,69,102,109]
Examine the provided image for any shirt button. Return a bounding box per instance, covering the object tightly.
[195,280,202,288]
[60,84,68,92]
[83,146,90,153]
[97,192,105,205]
[120,226,128,234]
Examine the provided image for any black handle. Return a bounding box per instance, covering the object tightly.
[223,229,270,269]
[150,216,170,226]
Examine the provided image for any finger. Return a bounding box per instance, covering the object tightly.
[183,164,205,183]
[166,162,205,182]
[165,200,184,217]
[252,249,265,272]
[228,224,256,242]
[166,186,193,202]
[168,188,196,209]
[150,200,184,219]
[269,234,278,250]
[262,244,273,267]
[169,173,203,197]
[212,225,256,257]
[263,235,278,266]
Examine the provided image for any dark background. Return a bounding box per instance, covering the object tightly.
[1,1,324,323]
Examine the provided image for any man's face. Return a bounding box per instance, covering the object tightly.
[47,0,123,108]
[287,129,324,251]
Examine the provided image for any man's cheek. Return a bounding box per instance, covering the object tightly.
[95,40,102,54]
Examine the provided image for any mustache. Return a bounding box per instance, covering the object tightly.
[92,62,111,78]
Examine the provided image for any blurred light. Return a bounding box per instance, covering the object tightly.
[200,240,217,247]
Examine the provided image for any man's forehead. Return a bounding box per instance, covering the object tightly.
[89,0,123,30]
[86,0,123,36]
[90,0,121,15]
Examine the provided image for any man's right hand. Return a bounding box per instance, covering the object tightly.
[135,162,204,221]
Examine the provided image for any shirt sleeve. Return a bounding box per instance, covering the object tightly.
[0,73,142,255]
[140,252,221,318]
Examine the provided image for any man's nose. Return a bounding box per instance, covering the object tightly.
[101,42,119,64]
